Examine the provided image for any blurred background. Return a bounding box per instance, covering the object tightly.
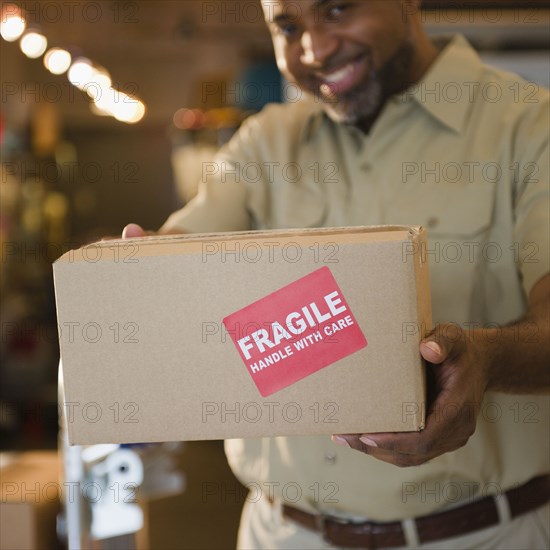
[0,0,548,548]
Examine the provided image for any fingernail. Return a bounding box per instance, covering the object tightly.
[423,341,441,355]
[359,436,378,447]
[331,435,349,447]
[122,223,142,240]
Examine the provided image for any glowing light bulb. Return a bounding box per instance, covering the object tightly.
[20,31,47,58]
[0,5,26,42]
[112,94,146,124]
[91,86,146,124]
[44,48,72,75]
[67,57,94,89]
[84,68,112,101]
[93,86,119,115]
[124,101,146,124]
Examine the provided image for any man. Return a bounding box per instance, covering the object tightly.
[123,1,549,547]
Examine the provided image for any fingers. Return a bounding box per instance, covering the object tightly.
[332,434,429,467]
[332,382,477,466]
[332,323,480,467]
[332,430,446,467]
[122,223,146,239]
[333,431,421,456]
[335,431,427,457]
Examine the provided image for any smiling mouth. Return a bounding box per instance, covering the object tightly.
[315,56,367,96]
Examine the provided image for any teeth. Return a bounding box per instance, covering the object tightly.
[322,63,354,84]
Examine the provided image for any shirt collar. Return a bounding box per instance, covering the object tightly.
[402,34,485,134]
[301,34,484,141]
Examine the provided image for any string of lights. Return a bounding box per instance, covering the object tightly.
[1,3,146,124]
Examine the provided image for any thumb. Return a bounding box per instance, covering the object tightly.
[420,324,463,364]
[122,223,146,239]
[420,339,445,364]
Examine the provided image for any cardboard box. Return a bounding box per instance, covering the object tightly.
[135,441,245,550]
[53,226,431,445]
[0,451,61,550]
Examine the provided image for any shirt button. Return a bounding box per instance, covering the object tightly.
[426,217,439,229]
[325,452,337,465]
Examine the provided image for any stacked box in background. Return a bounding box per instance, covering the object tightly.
[136,441,245,550]
[0,451,61,550]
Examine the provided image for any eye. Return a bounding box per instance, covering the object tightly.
[279,23,298,38]
[326,3,350,21]
[273,20,300,40]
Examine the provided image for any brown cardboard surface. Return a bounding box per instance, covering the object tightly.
[53,226,432,445]
[0,452,61,550]
[135,441,244,550]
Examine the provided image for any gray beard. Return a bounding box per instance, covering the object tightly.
[316,41,415,125]
[320,69,383,124]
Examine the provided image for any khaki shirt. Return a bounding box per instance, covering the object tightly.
[163,36,550,520]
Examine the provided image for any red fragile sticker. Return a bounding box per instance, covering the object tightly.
[223,266,368,397]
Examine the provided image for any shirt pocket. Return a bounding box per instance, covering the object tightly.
[386,182,497,325]
[273,179,328,229]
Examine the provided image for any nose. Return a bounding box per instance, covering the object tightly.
[299,29,338,68]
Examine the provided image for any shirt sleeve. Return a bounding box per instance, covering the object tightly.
[161,175,251,234]
[160,113,269,234]
[513,93,550,298]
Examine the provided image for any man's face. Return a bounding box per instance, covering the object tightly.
[262,0,417,124]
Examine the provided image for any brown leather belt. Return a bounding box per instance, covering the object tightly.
[276,474,550,548]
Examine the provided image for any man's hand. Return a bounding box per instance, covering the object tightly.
[122,223,150,239]
[98,223,156,241]
[97,223,183,242]
[118,223,183,239]
[332,324,490,467]
[332,273,549,467]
